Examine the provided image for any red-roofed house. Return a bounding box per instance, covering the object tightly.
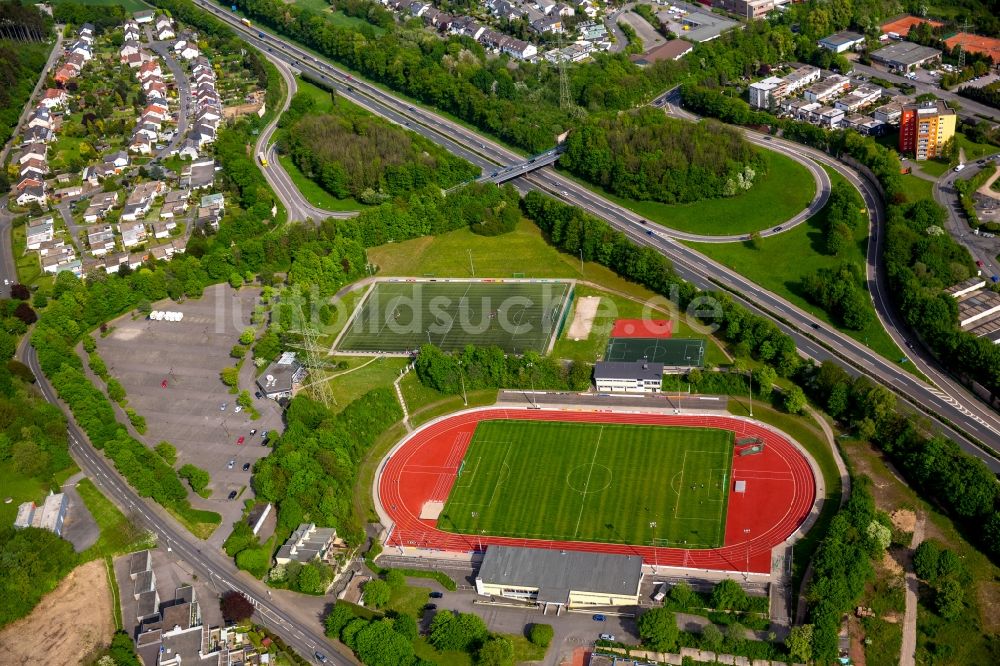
[40,88,68,109]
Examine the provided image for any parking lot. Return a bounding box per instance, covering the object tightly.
[96,284,284,544]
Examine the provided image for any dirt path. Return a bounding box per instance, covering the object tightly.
[0,560,114,664]
[900,513,926,666]
[978,166,1000,201]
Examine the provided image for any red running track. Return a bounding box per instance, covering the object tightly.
[378,409,816,574]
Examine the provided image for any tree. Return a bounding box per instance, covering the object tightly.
[392,612,418,641]
[477,636,515,666]
[710,579,747,611]
[385,569,406,589]
[178,464,210,495]
[669,581,695,609]
[785,624,813,662]
[784,385,807,414]
[934,576,964,619]
[700,623,724,652]
[530,623,554,647]
[913,540,941,581]
[13,302,37,325]
[220,590,255,623]
[636,608,679,652]
[430,611,489,652]
[362,578,390,609]
[239,327,256,345]
[221,366,240,387]
[235,547,270,578]
[325,603,355,638]
[754,366,776,398]
[354,619,415,666]
[154,441,177,465]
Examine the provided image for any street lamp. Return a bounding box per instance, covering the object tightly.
[458,360,468,406]
[743,528,751,580]
[525,361,536,408]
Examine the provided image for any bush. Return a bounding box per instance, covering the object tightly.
[178,464,211,496]
[362,578,390,609]
[220,590,255,623]
[530,623,554,647]
[637,607,679,652]
[154,441,177,465]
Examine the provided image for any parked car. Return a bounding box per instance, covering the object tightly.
[599,633,616,641]
[429,591,444,599]
[227,459,235,469]
[592,614,606,622]
[220,403,227,411]
[235,405,243,413]
[424,603,437,611]
[237,436,245,445]
[254,391,262,399]
[314,652,328,664]
[242,462,251,471]
[249,429,257,436]
[228,490,238,500]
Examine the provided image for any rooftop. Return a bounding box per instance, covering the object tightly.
[871,41,942,66]
[477,545,643,598]
[594,360,664,381]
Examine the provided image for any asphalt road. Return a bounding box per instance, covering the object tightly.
[20,342,358,666]
[852,62,1000,125]
[933,153,1000,277]
[201,3,1000,463]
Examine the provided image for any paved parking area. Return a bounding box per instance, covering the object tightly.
[96,284,285,544]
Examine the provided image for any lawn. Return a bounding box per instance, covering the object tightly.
[899,173,934,203]
[563,149,816,236]
[913,159,951,178]
[76,478,153,559]
[321,356,409,413]
[439,419,734,548]
[335,281,572,354]
[12,223,45,287]
[0,461,53,528]
[688,167,911,369]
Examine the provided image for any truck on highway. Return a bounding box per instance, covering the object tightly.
[258,154,268,167]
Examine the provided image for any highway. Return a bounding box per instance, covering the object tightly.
[201,2,1000,463]
[20,342,357,665]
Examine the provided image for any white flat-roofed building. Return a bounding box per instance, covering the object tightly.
[594,361,663,394]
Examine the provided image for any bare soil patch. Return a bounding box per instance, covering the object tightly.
[891,509,916,533]
[977,580,1000,633]
[0,560,113,664]
[567,295,601,340]
[882,550,904,577]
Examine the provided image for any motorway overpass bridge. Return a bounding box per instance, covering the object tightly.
[482,147,564,184]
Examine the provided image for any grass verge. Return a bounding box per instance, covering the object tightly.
[76,478,155,558]
[688,167,913,372]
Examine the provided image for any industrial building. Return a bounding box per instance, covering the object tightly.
[898,100,956,161]
[870,41,942,72]
[475,545,643,610]
[817,30,865,53]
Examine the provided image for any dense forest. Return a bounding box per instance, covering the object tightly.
[280,91,478,201]
[50,1,128,32]
[0,39,52,172]
[560,111,767,204]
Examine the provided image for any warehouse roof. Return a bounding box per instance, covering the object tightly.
[871,41,941,66]
[477,546,643,598]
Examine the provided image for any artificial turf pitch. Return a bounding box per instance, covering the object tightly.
[336,281,572,354]
[439,420,734,548]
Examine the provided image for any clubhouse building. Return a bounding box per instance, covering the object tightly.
[475,545,643,610]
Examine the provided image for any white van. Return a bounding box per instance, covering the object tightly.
[955,163,966,173]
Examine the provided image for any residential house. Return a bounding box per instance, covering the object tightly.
[18,143,47,164]
[175,40,199,60]
[502,38,538,60]
[40,88,68,110]
[83,191,120,223]
[13,492,68,536]
[129,135,152,155]
[53,184,83,200]
[151,220,177,239]
[25,218,55,249]
[155,16,175,40]
[134,9,155,23]
[120,40,141,61]
[24,125,53,144]
[803,74,851,103]
[274,523,338,564]
[177,140,199,160]
[20,158,48,180]
[125,52,144,69]
[87,225,116,256]
[106,150,130,172]
[16,185,47,207]
[530,16,563,34]
[119,221,148,248]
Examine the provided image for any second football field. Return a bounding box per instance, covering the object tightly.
[438,420,734,548]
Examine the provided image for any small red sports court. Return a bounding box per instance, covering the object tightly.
[379,408,816,574]
[609,318,673,339]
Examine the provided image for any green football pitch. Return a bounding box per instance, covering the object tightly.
[336,281,572,354]
[438,420,734,548]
